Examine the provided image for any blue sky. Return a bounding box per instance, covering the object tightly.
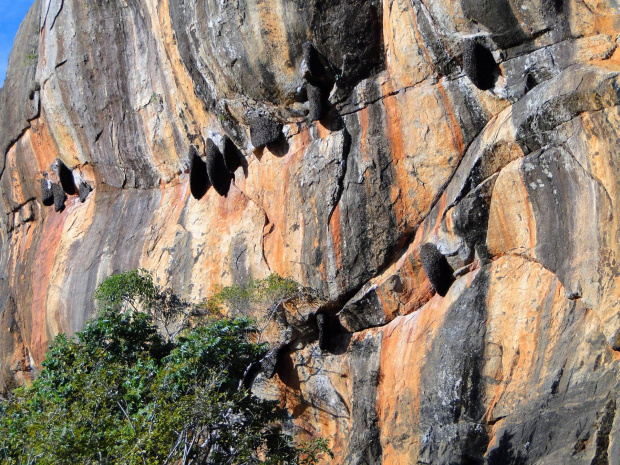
[0,0,36,88]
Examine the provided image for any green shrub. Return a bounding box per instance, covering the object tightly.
[208,274,300,316]
[0,272,330,465]
[94,268,199,342]
[23,51,38,66]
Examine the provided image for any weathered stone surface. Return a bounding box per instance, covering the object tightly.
[2,0,620,462]
[0,0,40,180]
[222,137,243,174]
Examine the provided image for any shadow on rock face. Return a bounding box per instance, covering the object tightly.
[318,108,346,132]
[316,312,351,354]
[266,135,290,158]
[56,159,76,195]
[302,42,335,122]
[460,0,528,48]
[223,136,244,174]
[487,431,527,465]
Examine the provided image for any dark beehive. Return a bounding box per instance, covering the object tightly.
[189,146,210,200]
[303,42,326,81]
[78,181,92,203]
[41,179,54,206]
[307,83,328,121]
[249,116,283,148]
[52,183,66,212]
[419,243,455,297]
[206,139,233,197]
[223,137,243,173]
[463,39,497,91]
[56,158,77,195]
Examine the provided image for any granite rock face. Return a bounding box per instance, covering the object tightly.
[2,0,620,463]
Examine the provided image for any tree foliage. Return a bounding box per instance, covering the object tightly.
[0,271,330,465]
[207,274,300,317]
[94,268,203,343]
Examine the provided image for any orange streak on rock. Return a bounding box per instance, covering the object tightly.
[377,271,478,463]
[29,210,68,365]
[382,93,412,229]
[437,81,465,157]
[329,203,342,270]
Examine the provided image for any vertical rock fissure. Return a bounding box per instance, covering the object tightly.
[591,399,616,465]
[49,0,64,30]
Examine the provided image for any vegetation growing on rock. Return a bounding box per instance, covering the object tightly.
[0,270,330,465]
[207,273,300,318]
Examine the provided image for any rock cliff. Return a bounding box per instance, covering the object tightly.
[2,0,620,463]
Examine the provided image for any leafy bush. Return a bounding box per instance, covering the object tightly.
[94,268,203,342]
[208,274,299,316]
[93,268,159,310]
[206,274,301,346]
[0,272,330,465]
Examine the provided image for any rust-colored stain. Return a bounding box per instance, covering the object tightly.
[29,209,68,365]
[437,80,465,157]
